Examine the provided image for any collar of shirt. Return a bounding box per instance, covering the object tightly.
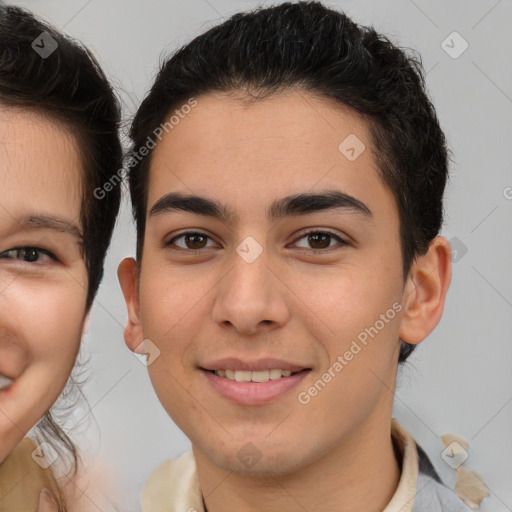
[141,418,419,512]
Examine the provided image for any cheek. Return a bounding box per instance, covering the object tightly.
[301,263,401,330]
[139,270,209,408]
[0,279,86,457]
[139,263,209,340]
[17,281,86,383]
[298,262,404,399]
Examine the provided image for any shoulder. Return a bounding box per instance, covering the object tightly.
[413,471,473,512]
[0,438,57,501]
[62,457,122,512]
[141,451,204,512]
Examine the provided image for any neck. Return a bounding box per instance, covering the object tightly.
[193,414,401,512]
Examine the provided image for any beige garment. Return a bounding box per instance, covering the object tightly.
[0,438,64,512]
[141,418,419,512]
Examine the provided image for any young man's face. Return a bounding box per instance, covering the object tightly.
[0,109,88,463]
[120,90,448,477]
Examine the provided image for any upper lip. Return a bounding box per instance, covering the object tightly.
[200,357,310,372]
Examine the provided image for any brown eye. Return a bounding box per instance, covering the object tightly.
[183,233,208,250]
[293,230,348,252]
[166,232,216,251]
[0,246,56,263]
[306,233,331,249]
[19,248,39,262]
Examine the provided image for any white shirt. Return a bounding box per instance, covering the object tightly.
[140,419,471,512]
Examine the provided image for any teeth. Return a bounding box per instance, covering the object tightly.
[252,370,269,382]
[214,368,294,382]
[0,374,13,391]
[270,369,291,379]
[235,370,252,382]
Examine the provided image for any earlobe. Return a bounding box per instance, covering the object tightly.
[117,257,144,353]
[398,236,452,345]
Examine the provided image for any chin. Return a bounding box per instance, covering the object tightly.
[235,459,304,479]
[209,444,303,478]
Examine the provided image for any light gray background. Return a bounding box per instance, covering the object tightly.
[11,1,512,511]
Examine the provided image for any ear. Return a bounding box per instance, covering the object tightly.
[399,236,452,344]
[117,258,144,354]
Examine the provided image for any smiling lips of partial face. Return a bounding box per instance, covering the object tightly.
[0,374,13,391]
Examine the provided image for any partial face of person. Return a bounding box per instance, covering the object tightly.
[0,108,88,463]
[120,90,429,476]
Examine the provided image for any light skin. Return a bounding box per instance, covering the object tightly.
[0,108,87,510]
[119,90,451,512]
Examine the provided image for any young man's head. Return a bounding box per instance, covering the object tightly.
[119,0,451,480]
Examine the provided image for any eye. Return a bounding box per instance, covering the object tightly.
[165,232,218,251]
[165,229,348,253]
[291,229,348,252]
[0,246,57,264]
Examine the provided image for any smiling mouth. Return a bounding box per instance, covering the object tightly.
[203,368,310,382]
[0,373,14,391]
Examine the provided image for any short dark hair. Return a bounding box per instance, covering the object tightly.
[128,0,449,364]
[0,1,122,494]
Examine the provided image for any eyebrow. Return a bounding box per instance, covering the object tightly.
[20,215,83,242]
[149,190,372,224]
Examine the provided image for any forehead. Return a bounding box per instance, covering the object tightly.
[147,90,396,224]
[0,108,83,225]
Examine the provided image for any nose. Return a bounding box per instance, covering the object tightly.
[211,246,291,335]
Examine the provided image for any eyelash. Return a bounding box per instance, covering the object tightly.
[0,246,58,264]
[165,229,349,254]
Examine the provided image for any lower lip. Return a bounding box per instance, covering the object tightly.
[201,369,310,406]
